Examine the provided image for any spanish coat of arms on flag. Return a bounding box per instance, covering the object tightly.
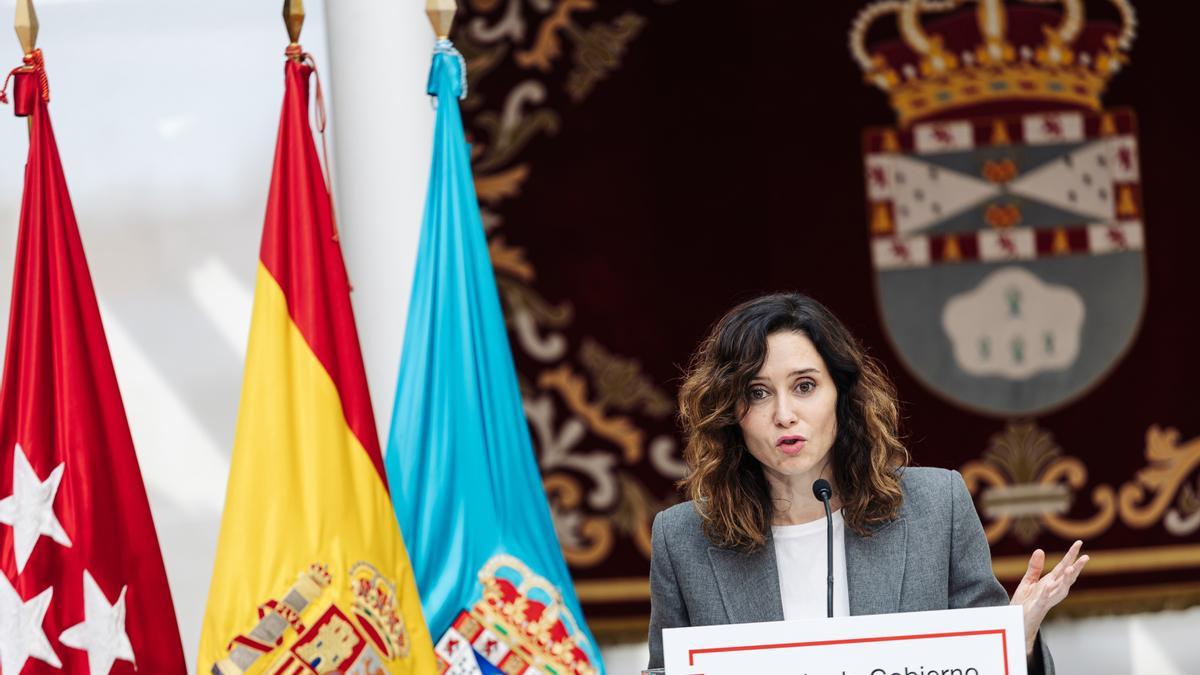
[851,0,1143,416]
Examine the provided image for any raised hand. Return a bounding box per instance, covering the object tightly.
[1010,539,1090,655]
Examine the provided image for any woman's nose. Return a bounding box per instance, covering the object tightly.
[774,399,798,427]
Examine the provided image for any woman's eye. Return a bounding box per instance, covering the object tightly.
[797,380,815,394]
[749,387,768,401]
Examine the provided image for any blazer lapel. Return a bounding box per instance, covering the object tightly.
[845,516,907,616]
[707,539,784,624]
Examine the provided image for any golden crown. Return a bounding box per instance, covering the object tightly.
[474,555,597,675]
[349,562,411,661]
[850,0,1137,125]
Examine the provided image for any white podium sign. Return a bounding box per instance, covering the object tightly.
[663,605,1026,675]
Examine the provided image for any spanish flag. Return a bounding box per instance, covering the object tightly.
[197,45,435,674]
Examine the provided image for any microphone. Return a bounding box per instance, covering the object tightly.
[812,478,834,618]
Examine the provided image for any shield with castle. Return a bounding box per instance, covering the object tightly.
[211,562,412,675]
[851,0,1143,416]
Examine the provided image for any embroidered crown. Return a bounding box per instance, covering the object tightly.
[475,555,597,675]
[850,0,1137,125]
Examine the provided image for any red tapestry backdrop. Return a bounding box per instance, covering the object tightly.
[449,0,1200,639]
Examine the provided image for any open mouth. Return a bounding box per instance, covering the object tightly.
[777,436,807,454]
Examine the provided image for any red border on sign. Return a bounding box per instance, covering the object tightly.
[687,627,1010,674]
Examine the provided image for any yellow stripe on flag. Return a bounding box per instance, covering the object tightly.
[199,264,435,674]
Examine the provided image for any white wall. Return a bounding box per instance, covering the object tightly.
[1041,606,1200,674]
[323,0,435,444]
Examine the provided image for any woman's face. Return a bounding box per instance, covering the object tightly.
[737,331,839,492]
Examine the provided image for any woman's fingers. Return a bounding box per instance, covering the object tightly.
[1060,540,1083,568]
[1011,549,1045,605]
[1013,545,1089,611]
[1056,543,1087,584]
[1064,554,1090,585]
[1045,540,1084,583]
[1048,552,1090,605]
[1023,549,1046,585]
[1017,543,1089,636]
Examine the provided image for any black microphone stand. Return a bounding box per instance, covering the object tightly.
[812,479,834,618]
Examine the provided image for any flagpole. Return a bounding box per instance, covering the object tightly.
[14,0,37,135]
[14,0,36,55]
[283,0,304,58]
[426,0,456,38]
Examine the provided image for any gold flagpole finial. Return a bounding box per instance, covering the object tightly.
[426,0,457,40]
[15,0,38,56]
[283,0,305,45]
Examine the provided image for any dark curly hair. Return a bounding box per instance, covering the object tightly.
[677,292,908,552]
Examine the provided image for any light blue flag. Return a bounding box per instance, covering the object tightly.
[385,39,604,675]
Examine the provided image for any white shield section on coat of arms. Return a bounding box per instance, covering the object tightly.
[850,0,1143,416]
[863,109,1145,416]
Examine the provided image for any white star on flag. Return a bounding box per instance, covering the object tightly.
[0,442,72,573]
[59,570,136,675]
[0,574,61,672]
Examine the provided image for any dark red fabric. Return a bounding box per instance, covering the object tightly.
[0,80,186,672]
[10,69,38,116]
[256,57,387,483]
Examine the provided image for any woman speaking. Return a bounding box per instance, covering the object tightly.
[647,293,1088,673]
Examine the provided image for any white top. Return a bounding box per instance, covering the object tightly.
[771,509,851,620]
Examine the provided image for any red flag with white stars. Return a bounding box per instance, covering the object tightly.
[0,51,186,674]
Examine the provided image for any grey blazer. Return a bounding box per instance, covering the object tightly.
[647,467,1053,673]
